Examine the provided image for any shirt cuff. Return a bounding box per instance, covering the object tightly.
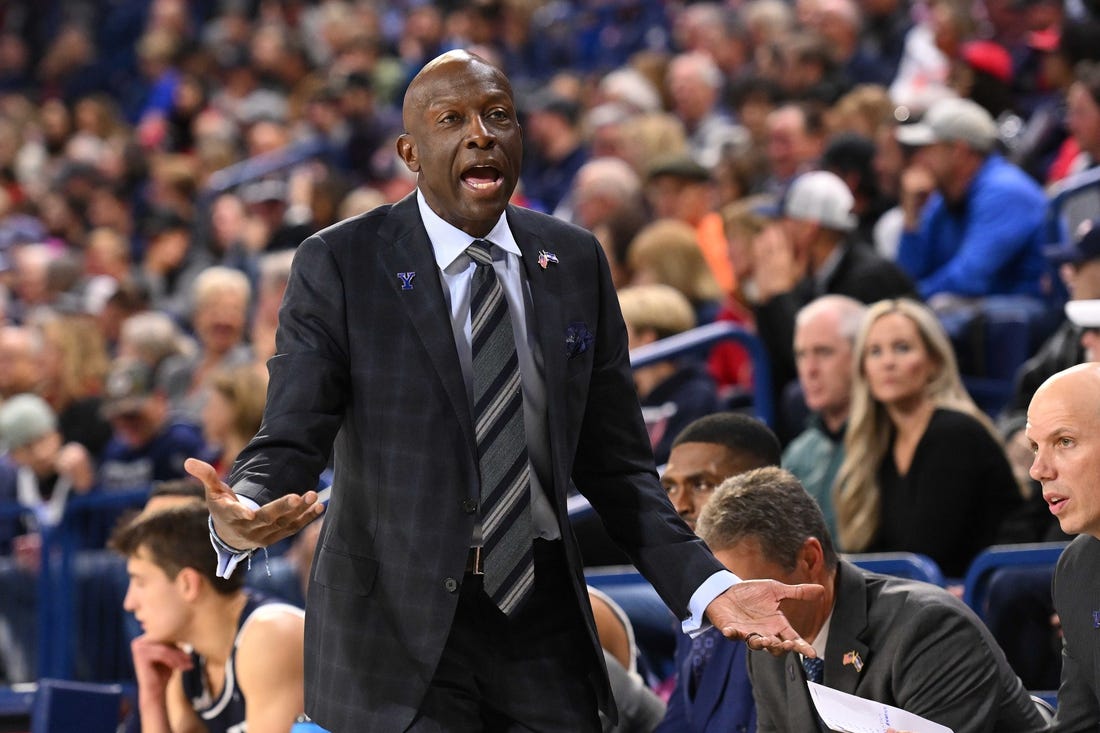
[206,494,263,579]
[682,570,741,637]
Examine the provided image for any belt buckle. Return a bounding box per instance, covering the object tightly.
[467,546,484,575]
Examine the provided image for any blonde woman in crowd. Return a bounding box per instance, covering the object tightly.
[37,312,113,460]
[628,218,724,325]
[200,364,268,479]
[833,299,1022,578]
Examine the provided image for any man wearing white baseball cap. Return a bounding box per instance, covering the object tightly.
[752,170,916,435]
[1065,298,1100,360]
[894,97,1050,306]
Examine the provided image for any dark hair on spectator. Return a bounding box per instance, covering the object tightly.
[105,278,151,313]
[1059,19,1100,69]
[728,74,784,111]
[822,132,876,201]
[1075,60,1100,106]
[671,412,782,468]
[147,478,205,503]
[695,466,839,572]
[596,202,650,268]
[109,503,244,595]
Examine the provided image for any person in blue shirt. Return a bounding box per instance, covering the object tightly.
[98,360,206,493]
[896,97,1052,305]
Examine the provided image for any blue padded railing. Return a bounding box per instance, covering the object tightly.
[629,321,774,427]
[845,552,946,586]
[0,490,148,683]
[202,137,329,199]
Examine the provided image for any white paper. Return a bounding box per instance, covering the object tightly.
[807,681,954,733]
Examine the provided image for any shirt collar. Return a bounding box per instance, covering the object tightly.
[416,189,522,272]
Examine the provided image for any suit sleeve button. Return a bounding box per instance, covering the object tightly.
[444,578,459,593]
[461,499,477,514]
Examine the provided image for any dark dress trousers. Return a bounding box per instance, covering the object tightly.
[227,195,724,731]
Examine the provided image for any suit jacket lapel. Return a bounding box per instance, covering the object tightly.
[786,653,829,731]
[377,197,476,459]
[824,561,871,695]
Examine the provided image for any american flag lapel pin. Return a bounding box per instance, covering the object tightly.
[842,650,864,673]
[537,250,558,269]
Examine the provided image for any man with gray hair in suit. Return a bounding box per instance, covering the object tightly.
[698,466,1046,732]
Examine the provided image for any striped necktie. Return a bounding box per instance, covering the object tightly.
[467,239,534,615]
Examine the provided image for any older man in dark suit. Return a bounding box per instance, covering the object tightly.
[1027,363,1100,730]
[185,50,821,732]
[698,466,1045,733]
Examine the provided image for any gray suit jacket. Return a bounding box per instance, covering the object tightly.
[1051,534,1100,731]
[748,561,1046,733]
[228,196,723,731]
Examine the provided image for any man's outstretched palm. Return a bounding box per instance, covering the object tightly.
[705,579,825,655]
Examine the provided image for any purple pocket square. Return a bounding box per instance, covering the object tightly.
[565,322,594,359]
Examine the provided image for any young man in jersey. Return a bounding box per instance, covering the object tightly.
[112,502,306,733]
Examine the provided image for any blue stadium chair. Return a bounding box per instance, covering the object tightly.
[963,542,1068,692]
[584,566,678,684]
[0,684,34,729]
[845,552,946,586]
[31,679,123,733]
[962,542,1067,617]
[940,298,1058,417]
[630,321,774,427]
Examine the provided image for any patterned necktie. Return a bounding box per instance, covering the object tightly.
[802,655,824,684]
[688,627,722,695]
[467,239,534,615]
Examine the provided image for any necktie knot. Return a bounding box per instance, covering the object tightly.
[802,655,824,684]
[466,239,494,266]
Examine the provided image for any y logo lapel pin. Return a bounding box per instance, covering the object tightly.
[537,250,558,269]
[397,272,416,291]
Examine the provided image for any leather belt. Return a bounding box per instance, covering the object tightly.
[465,546,484,575]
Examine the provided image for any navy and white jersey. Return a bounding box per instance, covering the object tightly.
[180,592,304,733]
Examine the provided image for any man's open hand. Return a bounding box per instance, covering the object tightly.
[185,458,325,549]
[705,579,825,655]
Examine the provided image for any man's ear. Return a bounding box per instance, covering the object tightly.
[396,134,420,173]
[796,537,826,582]
[176,567,204,602]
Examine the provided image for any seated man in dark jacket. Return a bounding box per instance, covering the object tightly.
[698,466,1047,733]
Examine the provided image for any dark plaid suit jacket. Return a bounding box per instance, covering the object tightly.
[228,194,723,731]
